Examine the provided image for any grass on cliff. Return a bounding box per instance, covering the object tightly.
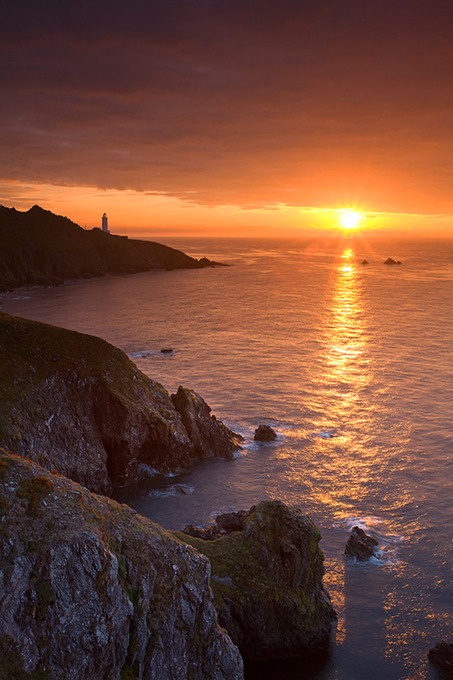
[0,312,170,434]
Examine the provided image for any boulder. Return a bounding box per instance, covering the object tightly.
[428,641,453,676]
[384,257,402,265]
[0,449,244,680]
[344,526,379,561]
[0,313,241,494]
[182,511,248,541]
[171,386,243,460]
[177,501,336,661]
[360,259,369,265]
[254,424,277,442]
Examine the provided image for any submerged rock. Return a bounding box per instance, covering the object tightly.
[254,424,277,442]
[0,312,241,494]
[171,386,243,460]
[428,641,453,676]
[344,526,379,561]
[177,501,336,661]
[0,449,244,680]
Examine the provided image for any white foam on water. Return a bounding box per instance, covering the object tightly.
[336,515,405,567]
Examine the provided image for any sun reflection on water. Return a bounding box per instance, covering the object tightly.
[304,246,378,516]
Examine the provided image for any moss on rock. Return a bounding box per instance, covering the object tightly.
[0,449,244,680]
[176,501,335,661]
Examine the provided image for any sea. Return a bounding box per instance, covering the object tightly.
[1,235,452,680]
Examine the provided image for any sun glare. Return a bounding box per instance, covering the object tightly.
[339,211,363,230]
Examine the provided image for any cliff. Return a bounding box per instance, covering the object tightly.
[177,501,336,660]
[0,312,242,494]
[0,449,244,680]
[0,205,215,292]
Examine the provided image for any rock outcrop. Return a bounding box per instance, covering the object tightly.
[0,449,244,680]
[0,312,241,494]
[428,641,453,676]
[177,501,335,661]
[171,387,243,460]
[383,257,402,265]
[344,526,379,561]
[183,511,248,541]
[0,205,217,292]
[254,424,277,442]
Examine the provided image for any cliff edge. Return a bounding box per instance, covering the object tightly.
[0,449,244,680]
[0,312,242,494]
[177,501,336,660]
[0,205,216,292]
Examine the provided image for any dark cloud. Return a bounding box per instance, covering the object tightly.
[2,0,453,212]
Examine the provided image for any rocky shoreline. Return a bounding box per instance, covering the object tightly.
[0,312,336,678]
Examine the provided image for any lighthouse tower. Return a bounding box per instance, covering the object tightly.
[101,213,109,233]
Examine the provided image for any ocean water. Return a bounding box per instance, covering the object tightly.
[1,235,452,680]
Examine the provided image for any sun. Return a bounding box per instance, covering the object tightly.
[339,210,363,230]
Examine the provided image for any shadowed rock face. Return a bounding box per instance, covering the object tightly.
[0,205,215,292]
[0,450,244,680]
[0,313,241,494]
[177,501,336,661]
[428,641,453,675]
[171,386,243,460]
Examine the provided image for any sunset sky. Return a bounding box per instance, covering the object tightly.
[1,0,453,237]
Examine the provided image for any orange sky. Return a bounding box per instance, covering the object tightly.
[1,1,453,238]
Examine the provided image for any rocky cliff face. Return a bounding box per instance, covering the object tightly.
[0,205,215,292]
[0,313,241,494]
[0,449,244,680]
[177,501,335,661]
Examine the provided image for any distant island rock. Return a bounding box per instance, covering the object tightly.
[360,259,369,265]
[254,424,278,441]
[0,205,219,292]
[0,312,242,494]
[383,257,402,265]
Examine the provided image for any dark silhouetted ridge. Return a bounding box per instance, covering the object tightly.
[0,205,214,291]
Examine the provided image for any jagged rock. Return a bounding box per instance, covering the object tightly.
[177,501,336,661]
[254,424,277,441]
[344,526,379,561]
[182,511,247,541]
[383,257,402,265]
[428,641,453,676]
[183,524,225,540]
[171,386,243,460]
[0,313,241,494]
[216,510,247,533]
[0,449,244,680]
[361,259,369,265]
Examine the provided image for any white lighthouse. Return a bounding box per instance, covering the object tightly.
[101,213,109,233]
